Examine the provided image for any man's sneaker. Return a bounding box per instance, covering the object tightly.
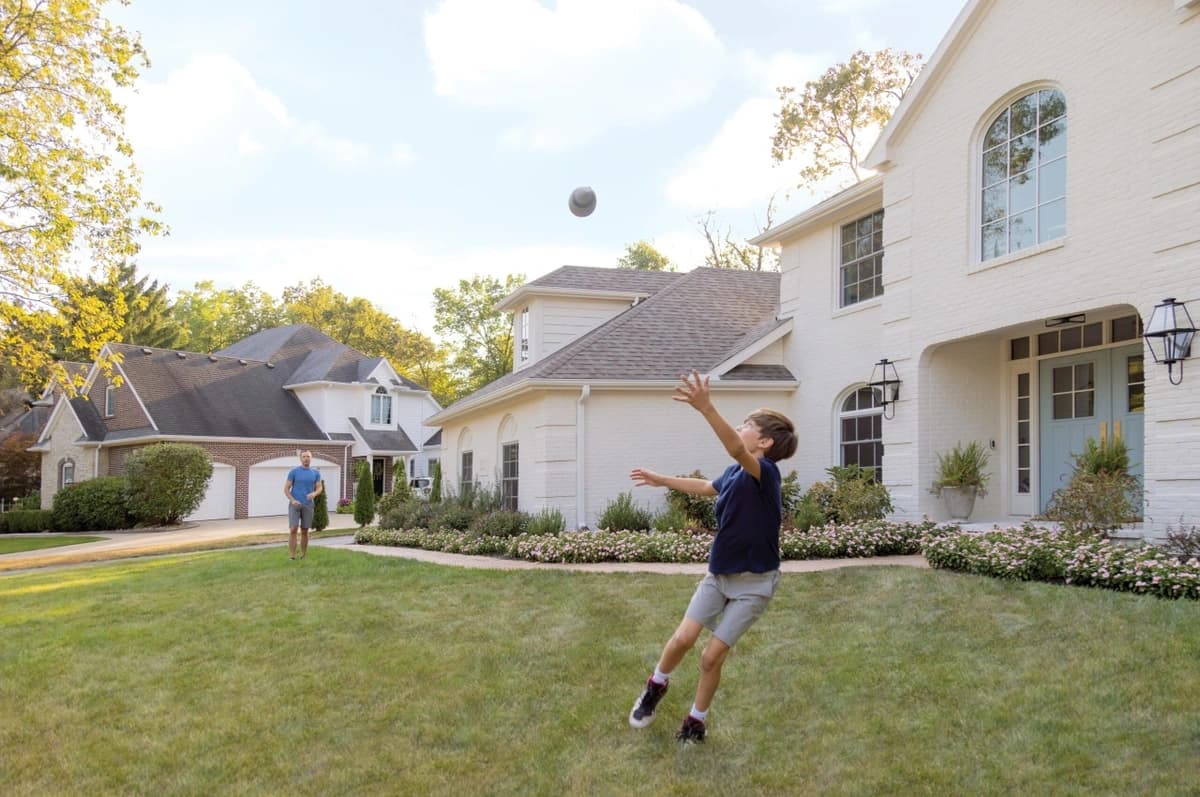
[676,715,706,744]
[628,678,668,728]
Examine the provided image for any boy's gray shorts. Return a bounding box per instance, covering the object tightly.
[685,570,781,647]
[288,503,314,529]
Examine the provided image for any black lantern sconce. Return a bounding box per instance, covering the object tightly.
[869,358,901,420]
[1144,297,1197,386]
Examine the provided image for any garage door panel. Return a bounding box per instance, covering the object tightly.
[248,458,340,517]
[187,463,235,521]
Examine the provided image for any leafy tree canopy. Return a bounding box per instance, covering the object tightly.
[0,0,165,393]
[433,274,523,398]
[171,280,287,353]
[617,241,674,271]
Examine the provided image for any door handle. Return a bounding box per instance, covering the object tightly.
[1099,422,1108,444]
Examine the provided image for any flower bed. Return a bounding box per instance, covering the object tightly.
[923,523,1200,600]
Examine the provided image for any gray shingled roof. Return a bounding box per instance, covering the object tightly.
[67,396,108,441]
[424,429,442,447]
[439,268,794,414]
[349,417,416,453]
[722,364,796,381]
[525,265,683,293]
[218,325,425,389]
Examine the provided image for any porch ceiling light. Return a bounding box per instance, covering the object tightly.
[869,358,901,420]
[1144,297,1196,386]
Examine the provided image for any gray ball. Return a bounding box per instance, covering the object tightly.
[569,186,596,217]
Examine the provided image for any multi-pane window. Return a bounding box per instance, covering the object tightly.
[501,443,519,511]
[839,387,884,481]
[60,460,75,488]
[1016,372,1031,494]
[981,88,1067,260]
[520,308,530,362]
[1051,363,1094,420]
[1127,356,1145,413]
[104,384,116,417]
[839,210,884,307]
[1037,322,1102,355]
[370,387,392,424]
[460,451,474,496]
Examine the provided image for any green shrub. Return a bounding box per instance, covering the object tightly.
[526,507,565,536]
[780,470,802,516]
[124,443,213,525]
[466,483,505,514]
[353,461,376,526]
[52,476,134,531]
[652,506,690,532]
[665,470,716,530]
[1073,436,1131,476]
[312,489,329,531]
[799,465,892,526]
[430,460,442,504]
[379,499,435,530]
[391,466,414,502]
[599,492,652,531]
[1,509,54,533]
[933,441,990,493]
[1045,471,1141,535]
[433,500,476,531]
[469,510,529,538]
[376,487,414,522]
[791,498,827,532]
[13,491,40,511]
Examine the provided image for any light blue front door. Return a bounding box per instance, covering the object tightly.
[1038,345,1144,511]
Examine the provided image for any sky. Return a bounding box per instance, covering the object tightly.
[110,0,967,337]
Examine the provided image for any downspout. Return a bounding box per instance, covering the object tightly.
[343,444,349,502]
[576,385,590,530]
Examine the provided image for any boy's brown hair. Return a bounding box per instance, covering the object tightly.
[749,408,797,462]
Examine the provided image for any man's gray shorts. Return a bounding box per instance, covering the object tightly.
[288,503,314,530]
[685,570,781,647]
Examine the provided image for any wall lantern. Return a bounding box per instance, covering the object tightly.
[1143,297,1197,385]
[869,358,902,420]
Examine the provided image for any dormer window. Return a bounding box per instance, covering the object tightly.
[519,308,530,362]
[370,386,392,424]
[104,384,116,417]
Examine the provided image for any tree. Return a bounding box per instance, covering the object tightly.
[171,280,287,353]
[0,432,39,501]
[312,489,329,531]
[1,0,165,393]
[430,459,442,504]
[124,443,213,525]
[697,195,780,272]
[772,49,923,188]
[433,274,523,397]
[353,460,375,527]
[53,262,183,358]
[617,241,674,271]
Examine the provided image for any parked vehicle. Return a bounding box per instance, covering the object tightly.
[410,477,433,500]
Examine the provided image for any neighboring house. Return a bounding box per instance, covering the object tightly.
[430,0,1199,540]
[427,266,797,529]
[31,324,442,520]
[745,0,1200,539]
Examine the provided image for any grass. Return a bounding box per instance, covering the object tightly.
[0,535,105,554]
[1,549,1198,796]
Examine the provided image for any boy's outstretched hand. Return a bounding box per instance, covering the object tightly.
[673,370,714,413]
[630,467,664,487]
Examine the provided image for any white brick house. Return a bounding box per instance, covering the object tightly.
[430,0,1199,540]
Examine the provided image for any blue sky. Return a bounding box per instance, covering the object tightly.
[111,0,966,336]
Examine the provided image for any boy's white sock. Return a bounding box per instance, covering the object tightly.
[651,668,671,685]
[689,705,708,722]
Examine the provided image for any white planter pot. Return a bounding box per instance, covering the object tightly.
[940,486,978,521]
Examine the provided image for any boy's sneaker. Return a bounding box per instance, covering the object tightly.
[628,678,668,728]
[676,715,706,744]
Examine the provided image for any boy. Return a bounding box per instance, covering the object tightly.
[628,370,797,743]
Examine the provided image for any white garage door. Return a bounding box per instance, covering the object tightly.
[187,463,235,521]
[248,457,340,517]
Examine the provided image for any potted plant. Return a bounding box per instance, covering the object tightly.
[932,441,990,521]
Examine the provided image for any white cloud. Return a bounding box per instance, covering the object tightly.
[389,143,415,167]
[139,235,622,336]
[123,53,372,167]
[423,0,727,150]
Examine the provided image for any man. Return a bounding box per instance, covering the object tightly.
[283,450,323,560]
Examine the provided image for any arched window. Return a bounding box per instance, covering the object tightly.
[981,87,1067,261]
[839,387,883,481]
[370,386,392,424]
[59,459,76,488]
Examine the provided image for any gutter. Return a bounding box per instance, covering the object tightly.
[576,385,590,530]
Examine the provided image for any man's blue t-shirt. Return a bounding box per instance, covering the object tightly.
[708,458,782,574]
[287,466,322,506]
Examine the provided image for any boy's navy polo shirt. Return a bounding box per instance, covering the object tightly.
[708,457,782,574]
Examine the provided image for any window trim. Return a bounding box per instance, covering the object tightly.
[370,386,392,425]
[836,209,885,309]
[460,450,474,496]
[103,384,115,417]
[519,308,530,362]
[972,82,1068,267]
[834,385,885,482]
[59,459,76,488]
[501,442,518,511]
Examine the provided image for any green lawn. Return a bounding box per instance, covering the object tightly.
[1,548,1197,796]
[0,535,105,554]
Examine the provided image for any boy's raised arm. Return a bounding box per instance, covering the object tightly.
[673,370,762,480]
[631,467,717,496]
